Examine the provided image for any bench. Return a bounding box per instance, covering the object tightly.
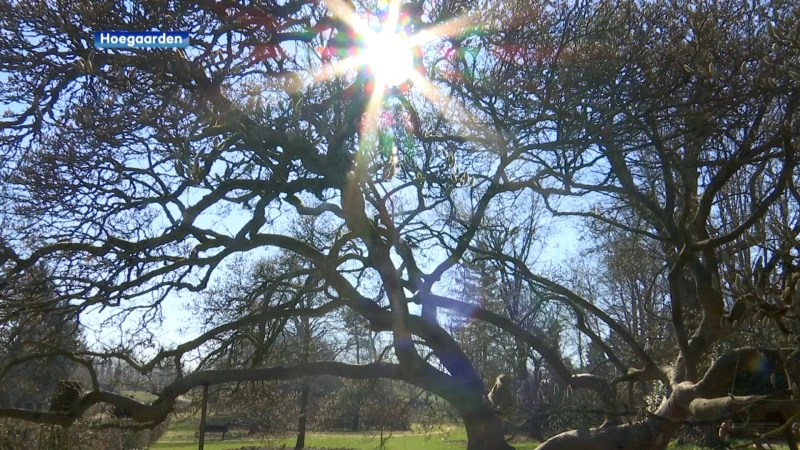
[199,424,229,440]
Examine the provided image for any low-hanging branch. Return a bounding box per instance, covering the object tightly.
[0,361,466,428]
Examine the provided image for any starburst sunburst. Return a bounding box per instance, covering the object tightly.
[315,0,480,174]
[363,29,415,87]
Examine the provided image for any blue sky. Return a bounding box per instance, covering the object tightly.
[2,5,594,365]
[81,205,585,355]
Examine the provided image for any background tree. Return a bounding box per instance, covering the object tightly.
[0,264,85,409]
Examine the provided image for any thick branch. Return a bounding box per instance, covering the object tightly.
[0,361,479,427]
[471,249,657,370]
[424,293,621,415]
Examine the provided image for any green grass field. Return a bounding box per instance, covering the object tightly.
[152,424,798,450]
[149,410,792,450]
[152,423,541,450]
[153,425,797,450]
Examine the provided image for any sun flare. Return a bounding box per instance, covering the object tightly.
[316,0,488,178]
[363,29,415,86]
[319,0,472,92]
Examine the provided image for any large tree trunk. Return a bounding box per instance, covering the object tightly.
[463,413,515,450]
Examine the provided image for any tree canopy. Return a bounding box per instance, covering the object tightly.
[1,0,799,449]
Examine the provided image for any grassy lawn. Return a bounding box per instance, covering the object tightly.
[152,423,541,450]
[120,389,160,403]
[152,420,793,450]
[153,427,798,450]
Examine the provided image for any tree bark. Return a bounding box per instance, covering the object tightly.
[294,381,310,450]
[515,342,544,441]
[537,420,675,450]
[463,413,515,450]
[295,306,311,450]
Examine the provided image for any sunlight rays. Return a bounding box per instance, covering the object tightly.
[404,15,475,48]
[311,0,503,184]
[313,54,370,83]
[356,71,390,168]
[408,71,502,144]
[321,0,417,87]
[322,0,376,37]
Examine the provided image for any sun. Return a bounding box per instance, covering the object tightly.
[362,29,415,86]
[317,0,472,91]
[314,0,486,171]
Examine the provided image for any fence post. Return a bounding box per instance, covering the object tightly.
[198,383,209,450]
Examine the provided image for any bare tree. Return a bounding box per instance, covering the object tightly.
[0,0,799,449]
